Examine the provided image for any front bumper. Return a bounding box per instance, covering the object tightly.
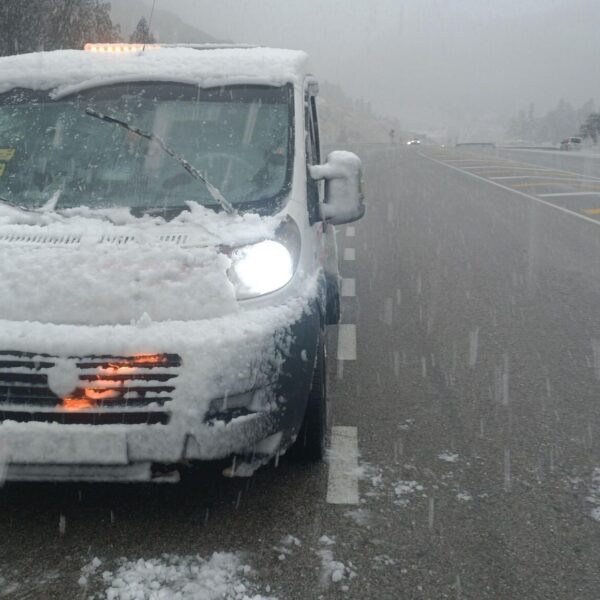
[2,409,276,482]
[0,297,321,481]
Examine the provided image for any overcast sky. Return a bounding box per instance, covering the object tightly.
[142,0,599,135]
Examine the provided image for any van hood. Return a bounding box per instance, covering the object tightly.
[0,207,282,326]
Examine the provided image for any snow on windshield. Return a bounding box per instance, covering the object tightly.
[0,82,293,214]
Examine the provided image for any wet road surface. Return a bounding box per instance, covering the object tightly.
[2,145,600,598]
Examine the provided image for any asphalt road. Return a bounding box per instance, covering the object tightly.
[3,145,600,599]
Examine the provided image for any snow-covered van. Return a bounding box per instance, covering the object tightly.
[0,44,364,481]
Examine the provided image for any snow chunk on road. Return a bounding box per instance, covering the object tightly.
[318,535,336,546]
[393,480,424,507]
[316,543,357,589]
[81,553,277,600]
[438,451,459,463]
[586,468,600,522]
[273,534,302,561]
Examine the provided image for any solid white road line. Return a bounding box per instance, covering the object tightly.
[420,153,600,227]
[346,226,356,237]
[444,159,514,164]
[463,165,554,171]
[491,175,600,182]
[447,151,600,179]
[343,247,356,261]
[327,426,360,505]
[341,278,356,297]
[337,324,357,361]
[538,191,600,198]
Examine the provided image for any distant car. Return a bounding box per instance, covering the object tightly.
[560,137,582,150]
[407,139,421,146]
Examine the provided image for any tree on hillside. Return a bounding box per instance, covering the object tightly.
[129,17,155,44]
[0,0,120,57]
[580,113,600,144]
[508,99,596,143]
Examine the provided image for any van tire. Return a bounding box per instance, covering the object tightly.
[291,336,327,461]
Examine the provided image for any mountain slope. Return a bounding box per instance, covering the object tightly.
[110,0,222,44]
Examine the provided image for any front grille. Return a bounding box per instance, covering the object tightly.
[0,409,169,425]
[0,351,181,424]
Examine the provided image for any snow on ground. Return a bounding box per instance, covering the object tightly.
[0,569,60,598]
[343,508,371,527]
[393,480,425,507]
[80,553,277,600]
[315,537,357,590]
[355,461,384,498]
[272,534,301,561]
[438,451,459,463]
[586,468,600,522]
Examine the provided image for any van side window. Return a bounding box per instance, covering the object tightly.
[305,93,320,223]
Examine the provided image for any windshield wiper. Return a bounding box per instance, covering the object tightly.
[0,195,25,211]
[0,189,61,214]
[0,195,44,214]
[85,108,235,214]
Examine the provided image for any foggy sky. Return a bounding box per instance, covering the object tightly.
[139,0,599,135]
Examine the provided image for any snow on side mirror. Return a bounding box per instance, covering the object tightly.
[310,151,366,225]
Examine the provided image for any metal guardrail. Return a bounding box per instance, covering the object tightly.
[322,142,397,155]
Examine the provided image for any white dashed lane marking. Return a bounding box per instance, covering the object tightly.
[463,165,554,172]
[421,153,600,227]
[341,278,356,297]
[343,248,356,261]
[345,226,356,237]
[336,324,357,360]
[326,426,360,505]
[491,175,600,182]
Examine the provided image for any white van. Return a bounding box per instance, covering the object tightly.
[0,44,364,481]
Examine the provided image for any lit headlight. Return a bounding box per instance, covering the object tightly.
[228,218,300,299]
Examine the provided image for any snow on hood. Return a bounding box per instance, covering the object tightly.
[0,47,308,96]
[0,203,282,326]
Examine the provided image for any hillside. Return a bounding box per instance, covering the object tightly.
[109,0,221,44]
[318,82,403,145]
[109,4,400,144]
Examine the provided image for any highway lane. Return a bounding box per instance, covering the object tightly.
[2,145,600,598]
[494,147,600,179]
[424,145,600,222]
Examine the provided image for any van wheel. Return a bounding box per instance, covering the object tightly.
[291,336,327,461]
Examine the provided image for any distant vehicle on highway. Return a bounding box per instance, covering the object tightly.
[407,139,421,146]
[559,136,582,150]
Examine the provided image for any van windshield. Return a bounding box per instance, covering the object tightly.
[0,82,294,216]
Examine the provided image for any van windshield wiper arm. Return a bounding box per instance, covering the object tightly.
[0,195,41,213]
[85,108,235,214]
[0,190,60,214]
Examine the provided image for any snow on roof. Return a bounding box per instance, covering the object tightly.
[0,46,309,96]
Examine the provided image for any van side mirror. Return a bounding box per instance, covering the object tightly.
[309,151,366,225]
